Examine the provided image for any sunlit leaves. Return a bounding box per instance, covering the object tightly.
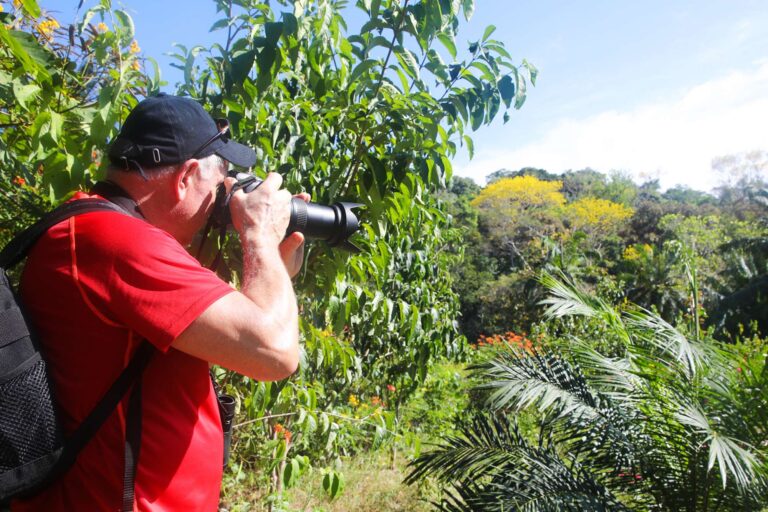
[411,274,768,509]
[0,0,153,242]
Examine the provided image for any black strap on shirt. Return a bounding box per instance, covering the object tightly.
[89,181,149,511]
[1,195,153,510]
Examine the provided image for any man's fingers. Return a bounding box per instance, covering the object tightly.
[223,176,237,194]
[294,192,311,203]
[263,172,283,190]
[281,231,305,254]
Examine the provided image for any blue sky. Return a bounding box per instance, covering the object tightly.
[42,1,768,191]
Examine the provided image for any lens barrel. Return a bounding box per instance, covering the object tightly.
[223,172,361,250]
[288,200,361,249]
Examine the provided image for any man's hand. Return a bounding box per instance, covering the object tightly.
[226,173,308,277]
[226,172,292,250]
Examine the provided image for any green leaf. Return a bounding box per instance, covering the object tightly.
[498,74,514,108]
[31,111,52,143]
[370,0,382,18]
[265,22,283,45]
[12,82,40,110]
[113,9,135,46]
[395,47,420,82]
[437,34,457,60]
[78,5,106,34]
[230,49,256,86]
[209,18,230,31]
[282,457,301,488]
[48,111,63,144]
[281,13,298,36]
[523,58,538,86]
[349,59,378,85]
[482,25,496,42]
[0,29,52,82]
[20,0,41,18]
[464,135,474,159]
[514,69,527,109]
[461,0,475,21]
[256,46,277,93]
[470,102,484,131]
[322,470,344,500]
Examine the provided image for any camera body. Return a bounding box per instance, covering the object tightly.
[212,171,361,251]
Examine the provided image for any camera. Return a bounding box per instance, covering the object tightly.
[211,171,362,251]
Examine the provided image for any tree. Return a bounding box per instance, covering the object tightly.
[164,0,536,502]
[407,274,768,511]
[565,197,633,242]
[470,175,565,271]
[0,0,157,245]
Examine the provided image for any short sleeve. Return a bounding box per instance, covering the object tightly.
[72,212,234,351]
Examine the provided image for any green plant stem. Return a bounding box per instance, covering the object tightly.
[341,0,410,195]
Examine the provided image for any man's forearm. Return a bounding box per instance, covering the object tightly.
[239,238,300,360]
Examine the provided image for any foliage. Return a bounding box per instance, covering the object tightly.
[408,273,768,511]
[471,175,565,212]
[564,196,633,242]
[165,0,536,504]
[709,189,768,339]
[0,0,157,244]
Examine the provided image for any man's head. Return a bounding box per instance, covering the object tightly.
[106,94,257,245]
[108,93,256,173]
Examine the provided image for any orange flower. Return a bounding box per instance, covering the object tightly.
[273,423,284,434]
[283,430,292,443]
[386,384,396,392]
[130,60,140,71]
[96,22,108,33]
[13,176,26,186]
[129,40,140,54]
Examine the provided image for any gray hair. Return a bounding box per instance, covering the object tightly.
[108,153,227,180]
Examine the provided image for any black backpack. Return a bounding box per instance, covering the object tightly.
[0,199,153,506]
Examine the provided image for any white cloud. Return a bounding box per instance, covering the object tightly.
[456,61,768,191]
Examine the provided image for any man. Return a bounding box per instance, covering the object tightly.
[13,94,304,511]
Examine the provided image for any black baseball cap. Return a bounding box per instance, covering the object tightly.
[108,93,256,173]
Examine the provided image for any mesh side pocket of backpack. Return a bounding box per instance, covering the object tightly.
[0,357,62,474]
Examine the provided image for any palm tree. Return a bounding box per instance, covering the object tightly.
[407,273,767,511]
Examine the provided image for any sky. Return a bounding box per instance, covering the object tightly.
[42,0,768,192]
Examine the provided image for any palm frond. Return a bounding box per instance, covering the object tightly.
[567,338,641,398]
[473,348,598,419]
[624,308,707,378]
[410,412,629,511]
[404,412,528,486]
[539,271,631,344]
[675,403,762,489]
[473,347,639,472]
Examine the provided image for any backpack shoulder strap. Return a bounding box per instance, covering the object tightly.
[0,199,126,269]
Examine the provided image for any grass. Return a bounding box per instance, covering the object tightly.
[282,450,434,512]
[220,448,435,512]
[220,361,474,511]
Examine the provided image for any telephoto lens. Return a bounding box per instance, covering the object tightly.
[219,172,362,251]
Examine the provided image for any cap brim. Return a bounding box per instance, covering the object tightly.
[215,140,257,168]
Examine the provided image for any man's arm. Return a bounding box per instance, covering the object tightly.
[171,173,301,381]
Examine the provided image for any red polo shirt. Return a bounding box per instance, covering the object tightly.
[13,194,234,511]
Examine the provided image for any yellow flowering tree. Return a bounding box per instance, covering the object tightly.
[471,176,566,270]
[565,197,634,241]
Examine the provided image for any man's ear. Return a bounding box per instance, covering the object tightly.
[172,159,200,202]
